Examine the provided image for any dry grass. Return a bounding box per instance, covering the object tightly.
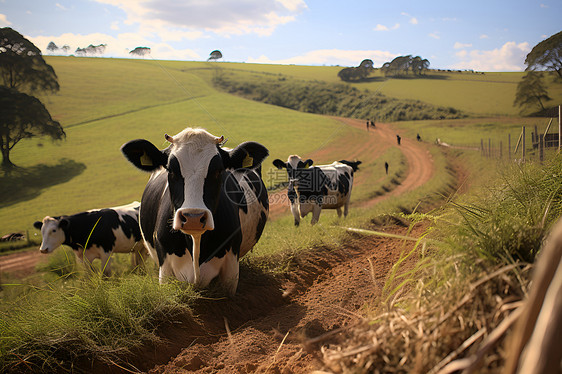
[313,252,531,373]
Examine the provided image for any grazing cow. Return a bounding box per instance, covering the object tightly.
[272,155,361,226]
[33,201,147,275]
[121,128,269,296]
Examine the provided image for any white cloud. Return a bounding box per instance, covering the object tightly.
[480,34,489,39]
[429,32,440,39]
[454,42,472,49]
[55,3,67,11]
[28,32,200,60]
[540,3,548,8]
[94,0,306,38]
[374,23,399,31]
[401,12,418,25]
[0,13,11,26]
[110,21,120,31]
[449,41,530,71]
[247,49,397,67]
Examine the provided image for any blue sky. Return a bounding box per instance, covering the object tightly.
[1,0,560,71]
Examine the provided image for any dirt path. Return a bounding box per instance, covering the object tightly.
[268,117,434,218]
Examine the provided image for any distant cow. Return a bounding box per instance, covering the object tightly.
[121,128,269,296]
[273,155,361,226]
[33,202,147,275]
[1,232,24,242]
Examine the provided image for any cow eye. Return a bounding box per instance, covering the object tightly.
[52,229,56,233]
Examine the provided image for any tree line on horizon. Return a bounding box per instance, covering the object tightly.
[338,55,430,82]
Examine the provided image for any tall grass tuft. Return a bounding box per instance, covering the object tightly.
[442,155,562,264]
[0,274,198,373]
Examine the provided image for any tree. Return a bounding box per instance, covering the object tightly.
[208,50,223,61]
[0,87,65,170]
[514,72,552,112]
[525,31,562,79]
[75,44,106,56]
[129,46,151,57]
[359,59,374,69]
[0,27,64,170]
[337,59,375,82]
[47,41,59,53]
[380,55,430,76]
[0,27,59,93]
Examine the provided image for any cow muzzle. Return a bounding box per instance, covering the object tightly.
[174,209,213,234]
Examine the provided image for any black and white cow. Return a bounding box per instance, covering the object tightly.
[33,201,147,275]
[273,155,361,226]
[121,127,269,296]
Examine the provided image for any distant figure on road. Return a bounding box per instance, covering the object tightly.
[384,162,389,175]
[417,133,421,142]
[366,120,370,131]
[371,120,376,129]
[396,135,401,145]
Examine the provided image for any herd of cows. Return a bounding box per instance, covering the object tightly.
[33,127,361,296]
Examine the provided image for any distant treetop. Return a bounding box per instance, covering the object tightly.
[525,30,562,79]
[208,50,223,61]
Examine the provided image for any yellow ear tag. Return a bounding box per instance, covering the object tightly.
[140,151,153,167]
[242,154,253,168]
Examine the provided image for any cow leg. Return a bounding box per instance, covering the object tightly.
[311,204,322,225]
[99,252,112,277]
[83,250,99,275]
[291,203,300,226]
[219,250,240,297]
[158,261,175,284]
[344,195,351,217]
[131,242,147,273]
[337,207,343,217]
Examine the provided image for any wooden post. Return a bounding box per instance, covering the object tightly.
[489,138,492,158]
[540,134,544,162]
[481,139,484,156]
[523,126,526,161]
[500,141,503,159]
[509,134,511,155]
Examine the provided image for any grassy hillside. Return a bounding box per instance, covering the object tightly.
[212,63,562,116]
[0,57,346,233]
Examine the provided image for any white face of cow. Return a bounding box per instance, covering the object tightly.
[165,130,225,235]
[35,216,66,254]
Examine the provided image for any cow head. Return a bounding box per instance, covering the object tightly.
[121,128,269,236]
[33,216,68,254]
[273,155,313,190]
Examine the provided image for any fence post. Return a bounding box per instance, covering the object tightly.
[481,139,484,156]
[500,141,503,159]
[509,134,511,155]
[540,134,544,162]
[489,138,492,158]
[523,126,526,162]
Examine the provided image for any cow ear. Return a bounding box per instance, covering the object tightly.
[59,219,69,229]
[304,159,314,168]
[121,139,168,172]
[272,159,287,169]
[33,221,43,229]
[226,141,269,169]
